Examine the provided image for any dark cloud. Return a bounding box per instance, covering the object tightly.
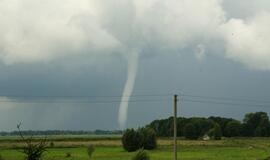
[1,0,270,130]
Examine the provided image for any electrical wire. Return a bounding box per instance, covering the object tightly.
[181,93,270,104]
[0,94,171,98]
[182,98,270,108]
[0,99,170,104]
[1,92,270,108]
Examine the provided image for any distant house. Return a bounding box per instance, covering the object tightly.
[203,134,210,141]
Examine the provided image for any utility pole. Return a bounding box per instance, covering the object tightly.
[173,94,178,160]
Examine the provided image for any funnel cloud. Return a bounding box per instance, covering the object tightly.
[118,51,139,129]
[0,0,270,129]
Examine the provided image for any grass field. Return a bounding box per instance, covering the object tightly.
[1,136,270,160]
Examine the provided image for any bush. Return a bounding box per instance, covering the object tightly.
[208,124,222,140]
[122,128,157,152]
[183,123,198,140]
[139,128,157,150]
[132,149,150,160]
[122,129,143,152]
[263,156,270,160]
[87,145,95,159]
[0,154,4,160]
[65,152,71,157]
[16,123,47,160]
[49,142,54,148]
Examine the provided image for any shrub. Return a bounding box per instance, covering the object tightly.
[139,128,157,150]
[132,149,150,160]
[263,156,270,160]
[122,129,143,152]
[0,154,4,160]
[183,123,198,140]
[49,142,54,148]
[87,145,95,159]
[16,123,47,160]
[65,152,71,158]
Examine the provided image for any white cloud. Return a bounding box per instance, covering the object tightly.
[1,0,270,72]
[0,0,120,64]
[98,0,225,49]
[0,0,226,64]
[220,11,270,70]
[222,0,270,18]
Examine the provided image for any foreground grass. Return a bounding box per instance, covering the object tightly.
[1,146,270,160]
[1,137,270,160]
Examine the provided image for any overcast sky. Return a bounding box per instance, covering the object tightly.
[1,0,270,131]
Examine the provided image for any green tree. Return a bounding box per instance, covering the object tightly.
[139,128,157,150]
[208,123,222,140]
[254,118,270,137]
[177,117,188,137]
[209,116,235,136]
[122,129,143,152]
[183,123,198,140]
[225,120,242,137]
[243,112,270,137]
[189,118,215,137]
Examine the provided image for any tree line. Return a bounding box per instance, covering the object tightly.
[147,112,270,139]
[0,130,122,136]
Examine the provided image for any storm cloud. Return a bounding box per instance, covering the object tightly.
[0,0,270,130]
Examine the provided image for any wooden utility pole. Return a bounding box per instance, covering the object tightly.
[174,94,178,160]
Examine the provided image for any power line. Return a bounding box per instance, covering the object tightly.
[2,91,270,108]
[182,98,270,108]
[0,93,171,104]
[1,92,269,104]
[0,99,170,104]
[181,94,270,104]
[0,94,171,99]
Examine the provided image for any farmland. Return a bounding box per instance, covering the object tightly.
[1,136,270,160]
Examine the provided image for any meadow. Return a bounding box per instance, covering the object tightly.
[1,136,270,160]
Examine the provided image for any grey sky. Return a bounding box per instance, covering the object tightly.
[0,0,270,131]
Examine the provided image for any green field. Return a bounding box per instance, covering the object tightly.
[1,136,270,160]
